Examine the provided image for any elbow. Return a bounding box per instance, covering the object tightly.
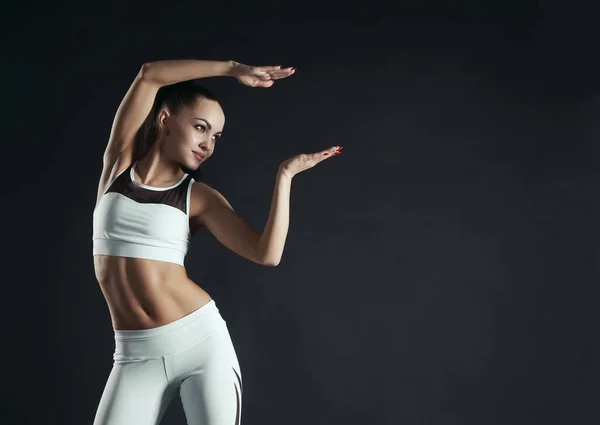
[256,238,281,267]
[138,62,155,82]
[261,257,281,267]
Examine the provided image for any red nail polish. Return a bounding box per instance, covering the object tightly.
[324,153,329,156]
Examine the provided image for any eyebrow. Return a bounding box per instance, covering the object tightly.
[194,117,212,130]
[194,117,223,135]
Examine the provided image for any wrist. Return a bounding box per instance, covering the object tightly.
[278,166,294,180]
[224,60,242,77]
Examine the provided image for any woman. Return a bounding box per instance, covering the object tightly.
[91,59,343,425]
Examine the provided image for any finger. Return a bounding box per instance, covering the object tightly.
[248,79,269,88]
[259,70,291,80]
[258,80,274,88]
[255,65,281,73]
[268,70,295,80]
[271,74,294,80]
[267,68,295,76]
[266,66,293,71]
[322,146,342,157]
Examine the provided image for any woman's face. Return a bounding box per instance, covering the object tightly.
[160,96,225,170]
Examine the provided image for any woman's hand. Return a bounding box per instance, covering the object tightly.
[279,146,343,178]
[229,61,295,87]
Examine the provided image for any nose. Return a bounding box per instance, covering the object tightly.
[198,141,213,155]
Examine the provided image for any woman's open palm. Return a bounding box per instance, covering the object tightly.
[280,146,344,178]
[232,62,295,87]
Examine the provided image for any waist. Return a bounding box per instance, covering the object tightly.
[93,238,186,265]
[93,255,211,331]
[113,299,225,359]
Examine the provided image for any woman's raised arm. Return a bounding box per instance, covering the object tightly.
[103,59,294,165]
[104,60,234,164]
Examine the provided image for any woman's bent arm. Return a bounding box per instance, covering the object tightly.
[141,60,235,86]
[189,169,292,267]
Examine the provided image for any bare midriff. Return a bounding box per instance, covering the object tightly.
[93,254,212,331]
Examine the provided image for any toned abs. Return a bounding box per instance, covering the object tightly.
[93,255,212,330]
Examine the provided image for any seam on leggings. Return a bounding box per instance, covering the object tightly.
[163,329,221,383]
[113,354,164,363]
[233,366,243,394]
[233,368,242,425]
[162,356,170,384]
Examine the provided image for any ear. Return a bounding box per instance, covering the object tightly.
[157,108,171,135]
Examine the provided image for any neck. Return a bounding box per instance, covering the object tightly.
[136,150,185,186]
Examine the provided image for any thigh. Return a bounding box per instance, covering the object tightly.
[93,358,176,425]
[178,323,243,425]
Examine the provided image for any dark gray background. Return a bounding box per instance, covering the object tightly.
[2,1,600,424]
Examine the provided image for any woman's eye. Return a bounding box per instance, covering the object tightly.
[195,125,206,132]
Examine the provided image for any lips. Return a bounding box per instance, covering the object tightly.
[193,151,205,161]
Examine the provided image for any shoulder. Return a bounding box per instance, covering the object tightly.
[189,181,233,217]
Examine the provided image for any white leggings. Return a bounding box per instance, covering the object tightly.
[93,299,242,425]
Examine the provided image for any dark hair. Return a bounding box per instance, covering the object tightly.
[133,79,220,181]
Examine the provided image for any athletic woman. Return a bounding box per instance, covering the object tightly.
[91,59,343,425]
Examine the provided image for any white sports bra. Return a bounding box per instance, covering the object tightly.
[92,161,195,266]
